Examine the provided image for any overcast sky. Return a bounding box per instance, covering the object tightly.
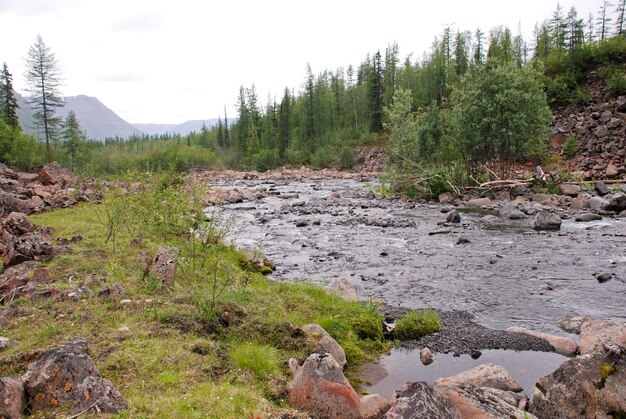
[0,0,604,124]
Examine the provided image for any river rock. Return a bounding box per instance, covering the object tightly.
[506,326,577,356]
[558,183,582,196]
[2,212,33,236]
[0,377,26,418]
[571,194,589,210]
[608,191,626,211]
[22,338,99,410]
[466,197,492,207]
[589,196,611,210]
[68,376,128,415]
[384,381,460,419]
[499,202,527,220]
[433,363,523,392]
[532,211,561,231]
[575,213,602,222]
[579,319,626,355]
[441,210,460,224]
[420,348,434,365]
[326,277,358,301]
[288,352,388,419]
[596,272,613,283]
[595,181,611,196]
[557,315,589,334]
[301,324,346,369]
[435,384,535,419]
[530,352,626,418]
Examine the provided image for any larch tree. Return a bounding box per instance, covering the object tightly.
[24,35,63,161]
[0,63,20,129]
[597,1,613,40]
[615,0,626,35]
[61,110,86,169]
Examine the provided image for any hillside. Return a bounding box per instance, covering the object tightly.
[133,119,222,137]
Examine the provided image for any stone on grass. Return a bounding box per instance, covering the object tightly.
[2,212,33,236]
[69,376,128,415]
[0,377,26,419]
[326,277,358,301]
[3,233,53,267]
[301,324,346,369]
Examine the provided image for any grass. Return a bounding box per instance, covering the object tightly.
[394,309,441,340]
[0,174,396,417]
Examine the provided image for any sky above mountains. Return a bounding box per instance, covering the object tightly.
[0,0,602,124]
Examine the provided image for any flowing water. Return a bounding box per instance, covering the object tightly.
[216,177,626,334]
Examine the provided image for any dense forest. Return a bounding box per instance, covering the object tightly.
[1,2,626,190]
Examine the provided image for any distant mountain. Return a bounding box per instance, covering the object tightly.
[133,119,223,137]
[15,93,144,141]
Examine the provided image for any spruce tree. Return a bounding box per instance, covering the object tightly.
[0,63,20,129]
[24,35,63,161]
[223,107,230,147]
[368,51,384,132]
[61,110,85,169]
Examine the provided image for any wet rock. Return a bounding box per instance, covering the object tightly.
[68,376,128,415]
[466,197,492,207]
[433,363,523,392]
[530,352,626,418]
[295,219,308,227]
[288,352,388,419]
[608,191,626,211]
[438,193,453,203]
[558,183,582,197]
[384,381,460,419]
[575,213,602,222]
[441,210,460,224]
[420,348,434,365]
[435,384,535,419]
[326,278,358,301]
[0,377,26,418]
[301,324,346,369]
[532,211,561,231]
[456,236,471,245]
[23,338,99,410]
[499,202,527,220]
[571,194,590,210]
[557,315,589,334]
[506,326,577,356]
[535,282,555,294]
[596,272,613,283]
[595,181,611,196]
[579,319,626,355]
[3,233,53,267]
[2,212,33,236]
[589,196,611,211]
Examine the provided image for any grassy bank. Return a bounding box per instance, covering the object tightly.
[0,173,391,418]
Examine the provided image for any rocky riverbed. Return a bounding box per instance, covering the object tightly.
[209,176,626,335]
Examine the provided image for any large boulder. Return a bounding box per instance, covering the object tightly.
[466,198,492,207]
[435,384,536,419]
[589,196,611,211]
[384,381,460,419]
[3,233,53,267]
[2,212,33,236]
[288,352,389,419]
[506,326,577,356]
[22,339,99,410]
[530,352,626,418]
[0,377,26,418]
[608,192,626,212]
[532,211,561,231]
[37,163,74,186]
[301,324,347,369]
[68,376,128,415]
[579,319,626,355]
[326,277,358,301]
[433,363,523,392]
[499,202,527,220]
[558,183,582,197]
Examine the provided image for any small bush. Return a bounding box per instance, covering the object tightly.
[426,168,452,197]
[606,70,626,97]
[352,305,384,341]
[311,146,334,169]
[338,146,356,170]
[394,309,440,340]
[229,342,279,379]
[563,133,578,159]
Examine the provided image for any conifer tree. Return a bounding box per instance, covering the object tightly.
[0,63,20,129]
[223,107,230,147]
[615,0,626,35]
[368,51,384,132]
[61,110,85,169]
[597,1,614,40]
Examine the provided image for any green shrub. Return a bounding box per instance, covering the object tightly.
[352,305,384,341]
[606,70,626,97]
[394,309,440,340]
[229,342,279,379]
[310,146,334,169]
[426,168,452,197]
[338,146,356,170]
[563,133,578,159]
[251,149,280,172]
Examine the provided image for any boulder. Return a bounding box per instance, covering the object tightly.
[3,233,53,267]
[97,283,126,299]
[466,198,492,207]
[442,210,461,224]
[575,213,602,222]
[435,384,535,419]
[532,211,561,231]
[301,324,347,369]
[37,162,73,186]
[326,278,358,301]
[595,181,611,196]
[558,183,582,197]
[606,162,620,177]
[22,339,99,410]
[2,212,33,236]
[530,352,626,418]
[68,376,128,415]
[433,363,523,392]
[608,192,626,211]
[420,347,434,365]
[506,326,577,356]
[288,352,388,419]
[0,377,26,419]
[579,319,626,355]
[0,336,19,352]
[240,247,274,274]
[589,196,611,211]
[384,381,460,419]
[150,247,177,287]
[571,194,589,210]
[499,202,527,220]
[557,315,589,334]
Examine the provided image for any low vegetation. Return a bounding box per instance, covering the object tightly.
[0,171,393,417]
[394,309,441,340]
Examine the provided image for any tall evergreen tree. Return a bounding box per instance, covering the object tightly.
[278,87,291,160]
[368,51,384,132]
[550,3,567,52]
[473,28,485,64]
[0,63,20,129]
[383,42,399,107]
[597,1,614,40]
[454,31,470,77]
[615,0,626,35]
[61,110,85,169]
[216,117,224,147]
[24,35,64,162]
[237,86,249,153]
[223,107,230,147]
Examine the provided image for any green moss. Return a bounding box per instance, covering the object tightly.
[394,309,441,340]
[601,362,616,380]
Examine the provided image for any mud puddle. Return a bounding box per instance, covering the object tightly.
[215,177,626,334]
